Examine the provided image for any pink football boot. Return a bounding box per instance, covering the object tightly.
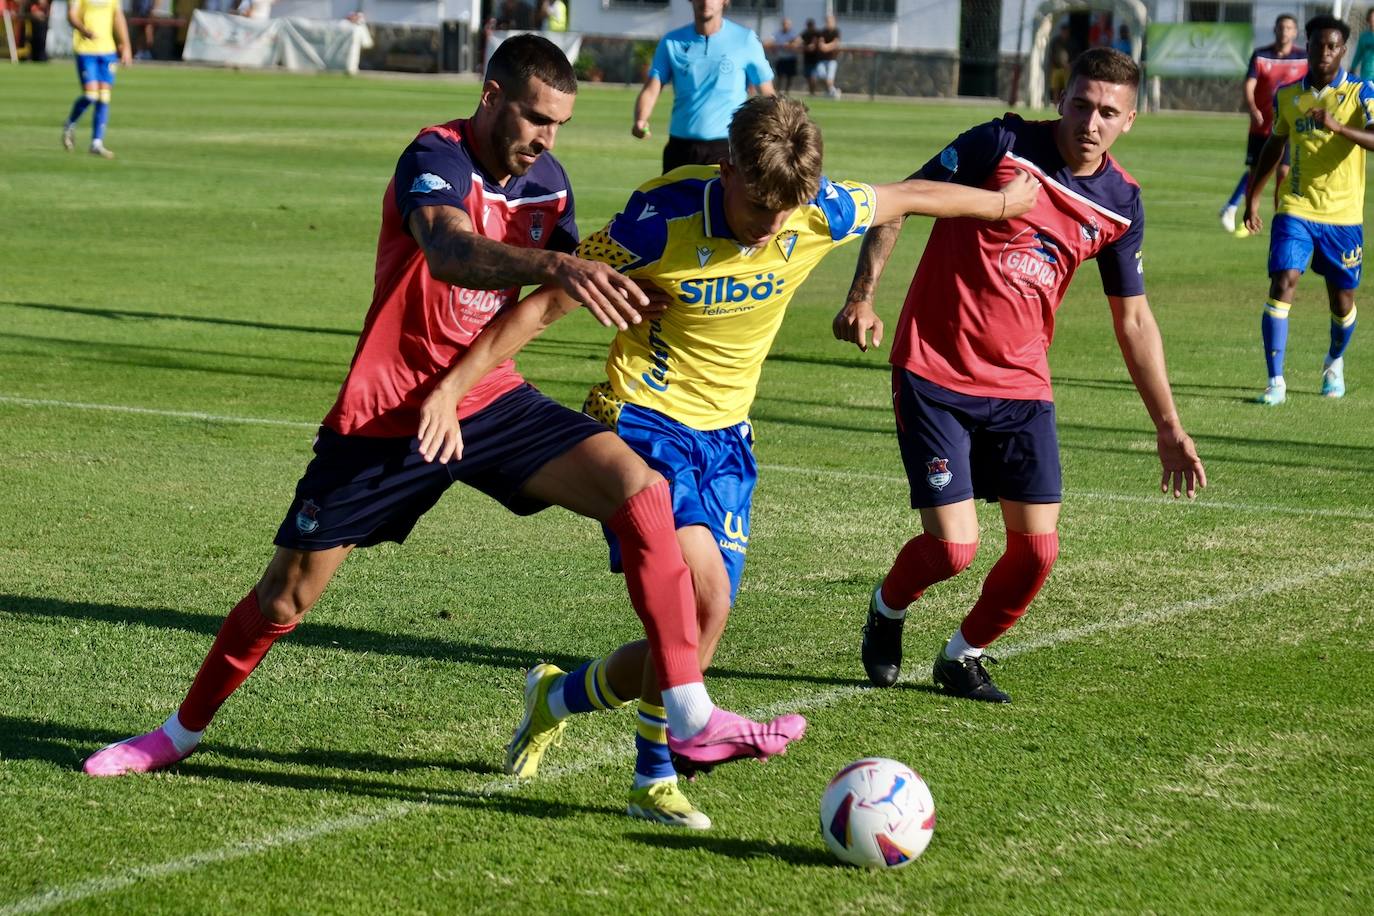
[668,708,807,777]
[83,728,190,777]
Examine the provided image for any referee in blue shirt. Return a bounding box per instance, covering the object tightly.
[632,0,775,173]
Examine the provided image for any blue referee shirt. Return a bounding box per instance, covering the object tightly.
[649,19,774,141]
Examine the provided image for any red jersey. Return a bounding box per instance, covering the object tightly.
[890,114,1145,402]
[323,120,578,438]
[1248,44,1308,136]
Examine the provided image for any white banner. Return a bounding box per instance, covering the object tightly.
[484,29,581,73]
[183,10,372,73]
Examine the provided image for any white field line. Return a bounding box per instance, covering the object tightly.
[4,555,1369,914]
[4,395,1368,522]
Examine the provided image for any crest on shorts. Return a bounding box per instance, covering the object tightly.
[529,211,545,242]
[295,499,321,535]
[926,458,953,491]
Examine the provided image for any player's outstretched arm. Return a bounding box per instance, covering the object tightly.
[1108,294,1207,499]
[1243,134,1286,233]
[833,217,903,352]
[869,171,1040,226]
[417,287,580,463]
[409,206,648,318]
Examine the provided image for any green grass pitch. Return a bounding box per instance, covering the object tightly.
[2,64,1372,913]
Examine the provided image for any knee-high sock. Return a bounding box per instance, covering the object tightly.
[1262,298,1291,380]
[607,481,700,690]
[958,531,1059,648]
[880,533,978,611]
[1226,172,1249,210]
[177,590,297,731]
[67,94,94,125]
[553,656,628,718]
[92,100,110,143]
[634,701,675,786]
[1330,306,1357,360]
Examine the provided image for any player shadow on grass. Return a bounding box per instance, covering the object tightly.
[1,301,606,361]
[627,831,834,866]
[2,594,857,689]
[0,714,501,778]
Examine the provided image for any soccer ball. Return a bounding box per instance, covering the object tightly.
[819,757,935,868]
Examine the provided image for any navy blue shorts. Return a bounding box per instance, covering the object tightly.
[1246,132,1290,167]
[892,369,1062,508]
[274,384,606,551]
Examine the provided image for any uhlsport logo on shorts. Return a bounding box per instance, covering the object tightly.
[295,499,321,535]
[926,458,953,491]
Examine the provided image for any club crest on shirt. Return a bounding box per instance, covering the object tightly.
[926,458,953,491]
[295,499,321,535]
[529,210,545,242]
[775,230,799,261]
[1080,217,1100,243]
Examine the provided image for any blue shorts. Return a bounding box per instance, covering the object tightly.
[1268,214,1363,289]
[274,384,606,551]
[893,369,1062,508]
[76,54,118,87]
[602,402,757,605]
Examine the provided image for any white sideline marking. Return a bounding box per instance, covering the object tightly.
[0,396,316,430]
[5,556,1369,914]
[3,395,1368,522]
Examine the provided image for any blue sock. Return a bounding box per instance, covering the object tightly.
[556,657,626,716]
[67,96,93,125]
[1330,307,1357,360]
[1227,172,1249,209]
[93,101,110,144]
[634,701,676,786]
[1262,299,1291,380]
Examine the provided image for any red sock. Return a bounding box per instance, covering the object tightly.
[959,531,1058,648]
[177,590,297,731]
[608,480,700,691]
[880,533,978,610]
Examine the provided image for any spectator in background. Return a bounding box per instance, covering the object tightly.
[203,0,231,13]
[1046,22,1071,103]
[25,0,50,62]
[1113,24,1132,57]
[131,0,154,59]
[494,0,531,30]
[537,0,567,32]
[815,13,841,98]
[631,0,774,174]
[1352,8,1374,77]
[769,17,801,94]
[801,18,819,94]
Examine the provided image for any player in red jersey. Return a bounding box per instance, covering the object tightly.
[1220,14,1307,234]
[83,34,804,778]
[834,48,1206,703]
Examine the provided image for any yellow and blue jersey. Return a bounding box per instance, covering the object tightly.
[1272,69,1374,225]
[576,165,876,430]
[71,0,119,56]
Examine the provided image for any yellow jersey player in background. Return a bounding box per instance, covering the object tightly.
[1244,14,1374,404]
[414,96,1039,828]
[63,0,132,159]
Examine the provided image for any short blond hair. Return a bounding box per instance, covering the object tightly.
[728,96,823,210]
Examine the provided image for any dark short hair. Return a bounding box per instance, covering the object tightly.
[1068,47,1140,90]
[1306,14,1351,42]
[485,33,577,96]
[1275,14,1297,28]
